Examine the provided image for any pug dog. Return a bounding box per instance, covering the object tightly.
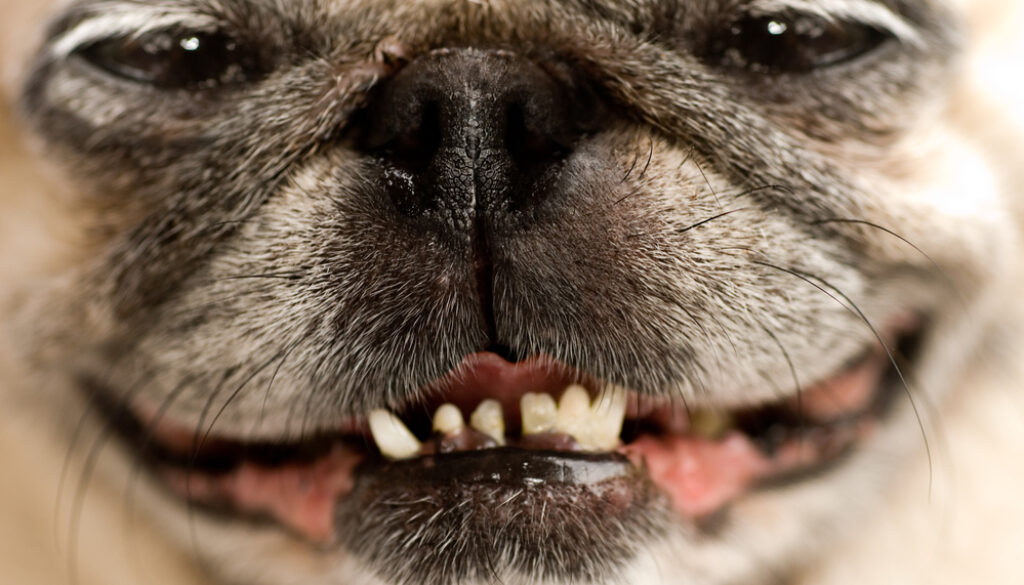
[2,1,1023,585]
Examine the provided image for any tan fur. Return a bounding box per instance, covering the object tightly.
[2,1,1023,584]
[802,3,1024,581]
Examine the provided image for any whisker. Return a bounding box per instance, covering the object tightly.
[55,388,104,554]
[689,154,722,209]
[636,136,655,181]
[748,258,936,495]
[200,348,290,451]
[66,425,115,585]
[257,337,309,434]
[299,342,350,441]
[620,143,642,184]
[675,207,751,235]
[54,354,142,552]
[121,376,194,578]
[812,217,969,310]
[184,368,238,579]
[757,320,806,438]
[65,371,155,585]
[203,272,305,284]
[120,374,194,549]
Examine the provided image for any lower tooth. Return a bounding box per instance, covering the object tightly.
[521,393,557,435]
[690,408,733,439]
[556,385,591,443]
[588,385,628,450]
[368,409,422,460]
[433,403,464,435]
[470,399,506,445]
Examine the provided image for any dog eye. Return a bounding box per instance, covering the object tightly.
[77,31,264,89]
[705,14,891,73]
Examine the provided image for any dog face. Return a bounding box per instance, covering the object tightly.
[4,1,1020,584]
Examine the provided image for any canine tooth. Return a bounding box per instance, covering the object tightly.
[470,399,505,445]
[433,403,464,435]
[556,385,592,443]
[588,385,628,450]
[690,408,734,439]
[521,393,557,435]
[368,409,422,460]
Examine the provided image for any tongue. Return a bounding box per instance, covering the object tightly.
[164,445,363,543]
[621,434,774,517]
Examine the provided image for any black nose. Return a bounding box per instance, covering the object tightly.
[360,48,602,223]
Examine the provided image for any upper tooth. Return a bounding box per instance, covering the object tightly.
[470,399,506,445]
[587,384,628,450]
[368,409,422,460]
[521,393,557,435]
[433,403,464,435]
[690,408,733,439]
[556,385,591,442]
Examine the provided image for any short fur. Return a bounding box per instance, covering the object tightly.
[1,1,1023,584]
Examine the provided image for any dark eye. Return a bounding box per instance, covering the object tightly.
[705,14,891,73]
[77,31,265,89]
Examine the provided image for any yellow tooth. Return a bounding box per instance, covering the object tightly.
[432,403,464,435]
[556,385,592,443]
[690,408,733,439]
[368,409,422,460]
[521,393,557,435]
[470,399,505,445]
[588,384,628,450]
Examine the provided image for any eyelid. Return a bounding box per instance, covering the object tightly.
[745,0,924,48]
[50,8,219,60]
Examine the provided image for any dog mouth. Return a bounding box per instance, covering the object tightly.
[99,324,920,547]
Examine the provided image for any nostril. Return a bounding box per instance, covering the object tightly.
[376,100,443,173]
[504,103,569,172]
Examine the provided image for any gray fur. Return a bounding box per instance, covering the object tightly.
[9,1,972,584]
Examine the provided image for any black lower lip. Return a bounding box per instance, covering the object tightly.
[335,448,667,585]
[354,447,639,488]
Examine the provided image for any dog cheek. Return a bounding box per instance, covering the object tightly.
[860,124,1017,290]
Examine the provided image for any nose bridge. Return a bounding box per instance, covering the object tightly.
[433,53,516,166]
[428,50,554,161]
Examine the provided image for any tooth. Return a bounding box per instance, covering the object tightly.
[470,399,505,445]
[368,409,422,460]
[690,408,733,439]
[521,393,557,435]
[432,403,464,435]
[587,385,628,450]
[556,385,592,444]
